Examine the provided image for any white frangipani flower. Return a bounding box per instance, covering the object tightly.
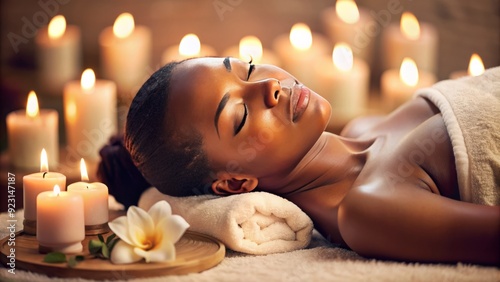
[108,200,190,264]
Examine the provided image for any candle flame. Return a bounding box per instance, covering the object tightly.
[113,13,135,39]
[239,36,263,64]
[80,158,89,182]
[179,34,201,56]
[400,12,420,40]
[289,23,313,51]
[53,184,61,196]
[26,91,39,118]
[332,43,354,71]
[40,148,49,172]
[468,53,485,77]
[48,15,66,39]
[335,0,360,24]
[400,57,419,87]
[81,68,96,91]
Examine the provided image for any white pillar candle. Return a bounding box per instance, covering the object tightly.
[223,35,280,66]
[450,53,485,79]
[35,15,81,95]
[99,13,152,101]
[272,23,330,88]
[23,149,66,235]
[321,0,374,64]
[6,91,59,170]
[67,159,109,228]
[63,69,117,161]
[162,33,217,64]
[314,43,370,128]
[37,185,85,254]
[381,57,436,110]
[382,12,438,74]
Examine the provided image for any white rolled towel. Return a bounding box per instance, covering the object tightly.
[138,187,314,255]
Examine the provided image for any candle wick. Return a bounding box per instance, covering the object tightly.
[43,172,48,178]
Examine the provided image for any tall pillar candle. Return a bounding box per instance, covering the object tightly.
[6,91,58,170]
[23,149,66,235]
[67,159,109,235]
[162,33,217,64]
[381,57,436,110]
[321,0,374,64]
[313,43,370,128]
[381,12,438,74]
[99,13,152,102]
[273,23,330,88]
[223,35,280,66]
[37,185,85,254]
[63,69,117,161]
[35,15,81,95]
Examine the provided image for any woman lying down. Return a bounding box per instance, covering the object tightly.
[100,57,500,265]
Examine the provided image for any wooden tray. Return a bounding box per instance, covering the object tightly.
[1,230,225,280]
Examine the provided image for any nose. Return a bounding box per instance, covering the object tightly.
[261,78,281,108]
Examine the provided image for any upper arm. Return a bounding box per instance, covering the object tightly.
[338,183,500,265]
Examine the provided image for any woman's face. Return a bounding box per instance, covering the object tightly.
[167,57,331,186]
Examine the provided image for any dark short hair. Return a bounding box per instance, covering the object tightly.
[124,61,212,196]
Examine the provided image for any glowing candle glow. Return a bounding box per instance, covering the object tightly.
[450,53,486,79]
[336,0,360,24]
[382,11,438,74]
[67,159,109,234]
[64,69,117,161]
[225,35,280,66]
[36,15,81,94]
[314,43,370,128]
[22,149,66,235]
[37,184,85,254]
[289,23,313,51]
[381,57,436,110]
[6,91,59,169]
[162,33,216,64]
[99,12,151,99]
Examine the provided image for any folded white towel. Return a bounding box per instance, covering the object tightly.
[138,187,314,255]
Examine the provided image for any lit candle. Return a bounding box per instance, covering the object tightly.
[314,43,370,127]
[381,57,437,110]
[63,69,117,162]
[99,12,152,100]
[6,91,59,170]
[37,184,85,254]
[223,35,280,65]
[273,23,330,87]
[23,149,66,235]
[450,53,485,79]
[35,15,81,95]
[321,0,374,63]
[381,12,438,74]
[67,158,109,234]
[162,33,217,64]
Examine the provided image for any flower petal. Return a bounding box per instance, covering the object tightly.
[127,206,155,247]
[134,237,176,263]
[110,240,143,264]
[148,201,172,225]
[108,216,134,246]
[159,214,190,243]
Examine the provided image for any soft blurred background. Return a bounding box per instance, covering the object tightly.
[0,0,499,156]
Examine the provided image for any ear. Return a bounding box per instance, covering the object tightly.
[211,174,258,195]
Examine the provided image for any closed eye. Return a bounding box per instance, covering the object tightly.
[234,103,248,135]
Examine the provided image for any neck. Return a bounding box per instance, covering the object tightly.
[262,132,375,196]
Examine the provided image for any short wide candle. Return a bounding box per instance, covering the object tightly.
[67,159,109,229]
[37,185,85,254]
[23,149,66,235]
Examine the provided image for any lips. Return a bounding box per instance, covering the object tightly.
[291,83,310,122]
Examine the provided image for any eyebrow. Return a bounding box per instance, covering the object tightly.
[223,56,232,72]
[214,92,230,138]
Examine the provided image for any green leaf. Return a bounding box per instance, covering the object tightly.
[108,238,119,252]
[43,252,67,263]
[98,234,105,242]
[88,239,103,255]
[106,233,117,245]
[67,256,78,268]
[75,255,85,262]
[101,243,110,259]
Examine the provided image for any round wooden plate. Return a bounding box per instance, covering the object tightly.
[1,230,225,280]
